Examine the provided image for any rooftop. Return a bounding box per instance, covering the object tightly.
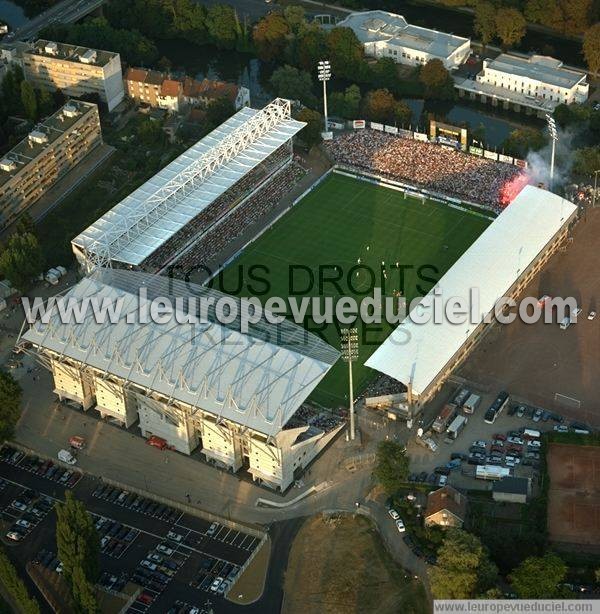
[72,98,305,268]
[492,477,529,495]
[336,10,469,59]
[425,485,467,520]
[22,269,340,438]
[485,54,587,90]
[366,185,578,397]
[27,39,118,68]
[0,100,97,188]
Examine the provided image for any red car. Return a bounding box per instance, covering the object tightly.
[136,592,153,605]
[493,434,506,441]
[506,444,523,454]
[146,436,168,450]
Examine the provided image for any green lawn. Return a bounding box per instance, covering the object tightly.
[218,172,492,406]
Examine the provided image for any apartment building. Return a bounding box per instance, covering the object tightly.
[23,40,124,111]
[0,100,102,231]
[124,67,250,113]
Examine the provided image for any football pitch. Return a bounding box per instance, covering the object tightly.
[217,172,491,407]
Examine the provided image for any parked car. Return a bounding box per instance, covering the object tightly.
[156,544,174,556]
[438,475,448,487]
[472,440,487,449]
[6,531,22,541]
[507,436,524,445]
[146,436,169,450]
[554,425,568,433]
[388,509,400,521]
[395,519,406,533]
[532,409,543,422]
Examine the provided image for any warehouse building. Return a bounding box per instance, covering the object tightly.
[492,477,530,504]
[20,269,343,491]
[456,54,588,115]
[23,40,125,111]
[0,100,102,231]
[366,185,578,409]
[335,10,471,69]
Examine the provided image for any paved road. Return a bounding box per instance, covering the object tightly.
[9,0,104,42]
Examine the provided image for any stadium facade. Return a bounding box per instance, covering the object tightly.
[21,270,343,491]
[366,185,578,407]
[71,98,305,273]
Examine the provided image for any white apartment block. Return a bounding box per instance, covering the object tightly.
[23,40,125,111]
[336,10,471,70]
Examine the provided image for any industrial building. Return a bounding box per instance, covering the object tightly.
[335,10,471,70]
[71,98,305,272]
[492,477,530,504]
[456,54,589,115]
[0,100,102,231]
[23,40,125,111]
[20,269,343,491]
[366,185,578,409]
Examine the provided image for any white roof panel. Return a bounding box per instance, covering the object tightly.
[23,270,339,437]
[366,186,577,396]
[72,100,305,267]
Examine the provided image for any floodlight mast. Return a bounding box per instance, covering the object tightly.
[317,60,331,135]
[341,327,359,441]
[545,114,558,191]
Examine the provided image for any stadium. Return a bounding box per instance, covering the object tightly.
[21,98,578,489]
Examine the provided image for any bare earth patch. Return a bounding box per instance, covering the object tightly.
[283,514,428,614]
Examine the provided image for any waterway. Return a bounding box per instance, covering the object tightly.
[0,0,28,29]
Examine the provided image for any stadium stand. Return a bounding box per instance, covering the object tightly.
[326,130,524,209]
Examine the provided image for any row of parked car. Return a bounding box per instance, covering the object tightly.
[190,555,240,596]
[98,571,129,594]
[92,483,181,523]
[5,489,54,542]
[95,515,140,559]
[1,446,82,488]
[132,543,188,607]
[33,549,63,575]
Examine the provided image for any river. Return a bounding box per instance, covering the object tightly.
[0,0,28,29]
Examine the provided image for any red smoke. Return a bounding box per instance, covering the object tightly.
[499,173,531,208]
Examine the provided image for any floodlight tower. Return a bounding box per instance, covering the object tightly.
[317,60,331,134]
[545,113,558,190]
[340,327,359,441]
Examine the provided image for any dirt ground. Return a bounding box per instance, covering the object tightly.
[547,443,600,547]
[282,514,428,614]
[458,206,600,427]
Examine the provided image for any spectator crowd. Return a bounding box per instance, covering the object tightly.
[326,131,525,209]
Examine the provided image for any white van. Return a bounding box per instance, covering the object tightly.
[57,449,77,465]
[523,428,541,440]
[559,317,570,330]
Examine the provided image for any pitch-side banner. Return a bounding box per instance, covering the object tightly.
[514,158,528,168]
[484,150,498,160]
[498,153,514,164]
[384,125,398,134]
[353,119,366,129]
[370,122,384,131]
[413,132,428,142]
[469,146,483,156]
[397,128,413,139]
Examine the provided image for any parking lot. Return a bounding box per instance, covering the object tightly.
[407,382,589,490]
[0,447,263,613]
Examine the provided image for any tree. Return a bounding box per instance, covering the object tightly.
[524,0,563,30]
[253,14,290,62]
[326,27,365,81]
[495,8,526,49]
[270,65,315,106]
[331,85,362,119]
[370,57,399,92]
[20,81,37,121]
[419,59,454,100]
[37,87,55,118]
[56,492,100,612]
[205,5,241,50]
[0,371,22,443]
[394,100,412,126]
[297,107,322,148]
[362,89,397,123]
[474,2,496,48]
[572,146,600,176]
[373,441,409,494]
[561,0,594,35]
[509,553,567,598]
[502,127,546,157]
[583,23,600,74]
[429,529,498,599]
[205,97,235,127]
[0,232,45,292]
[296,25,327,72]
[283,5,306,34]
[0,546,39,614]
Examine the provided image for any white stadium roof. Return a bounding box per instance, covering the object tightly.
[23,269,339,437]
[72,99,305,269]
[366,185,577,397]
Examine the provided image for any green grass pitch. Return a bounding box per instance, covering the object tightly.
[217,172,491,407]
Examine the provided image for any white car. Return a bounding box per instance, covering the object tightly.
[210,577,224,592]
[11,501,28,512]
[147,553,163,563]
[533,409,543,422]
[472,440,487,449]
[166,531,183,542]
[588,311,596,321]
[507,436,524,445]
[6,531,21,541]
[395,519,406,533]
[505,456,520,465]
[15,519,31,529]
[206,522,218,537]
[140,560,157,571]
[438,475,448,487]
[528,440,541,449]
[156,544,174,555]
[554,425,568,433]
[388,509,400,521]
